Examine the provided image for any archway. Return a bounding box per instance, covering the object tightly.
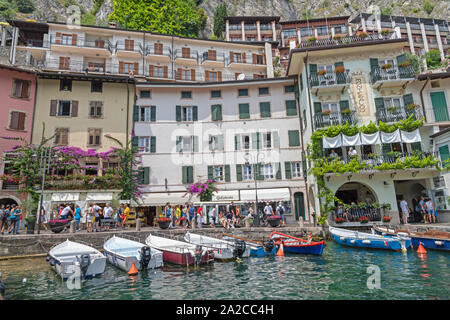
[335,182,378,205]
[334,182,380,222]
[0,197,19,207]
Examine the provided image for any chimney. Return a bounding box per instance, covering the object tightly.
[108,22,117,29]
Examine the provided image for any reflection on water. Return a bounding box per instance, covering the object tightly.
[0,242,449,300]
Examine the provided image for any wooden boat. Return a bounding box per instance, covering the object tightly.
[373,225,450,251]
[221,233,276,257]
[46,239,106,279]
[103,235,163,272]
[329,226,411,251]
[184,232,250,260]
[47,219,71,233]
[269,231,326,255]
[145,234,214,266]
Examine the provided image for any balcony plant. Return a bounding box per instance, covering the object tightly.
[357,31,368,38]
[381,63,393,70]
[380,29,390,35]
[399,60,411,67]
[185,179,218,201]
[321,109,331,116]
[334,66,345,74]
[317,69,327,76]
[334,217,345,224]
[359,216,370,224]
[405,103,418,111]
[333,35,342,41]
[383,216,392,223]
[387,106,398,113]
[156,217,171,229]
[341,108,352,115]
[307,36,317,43]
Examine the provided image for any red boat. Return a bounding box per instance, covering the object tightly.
[145,234,214,266]
[270,231,326,255]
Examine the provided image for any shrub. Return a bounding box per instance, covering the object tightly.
[423,0,434,15]
[425,49,442,68]
[15,0,34,13]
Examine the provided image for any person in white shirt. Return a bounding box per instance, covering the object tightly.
[348,147,358,158]
[103,203,113,230]
[264,203,273,217]
[425,198,436,224]
[399,197,410,224]
[92,203,102,232]
[60,204,73,219]
[209,207,216,228]
[276,202,286,226]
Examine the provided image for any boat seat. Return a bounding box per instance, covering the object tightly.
[395,229,410,235]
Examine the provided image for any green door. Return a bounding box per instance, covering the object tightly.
[294,192,305,221]
[430,92,449,122]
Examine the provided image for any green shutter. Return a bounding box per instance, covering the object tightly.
[309,64,318,86]
[260,102,271,118]
[276,163,282,180]
[225,165,230,182]
[176,136,182,152]
[211,104,222,121]
[309,64,317,74]
[334,61,344,68]
[150,136,156,153]
[439,145,450,167]
[314,102,322,114]
[132,136,138,147]
[252,132,261,150]
[182,166,187,184]
[208,166,213,180]
[235,134,241,150]
[430,92,449,122]
[255,163,264,180]
[239,103,250,119]
[193,136,198,152]
[370,58,379,70]
[193,106,198,121]
[137,168,144,184]
[133,105,140,122]
[150,106,156,122]
[273,131,279,148]
[188,166,193,183]
[176,105,181,121]
[339,100,349,111]
[374,97,385,111]
[143,167,150,184]
[288,130,300,147]
[411,142,422,152]
[217,135,224,151]
[285,162,291,179]
[285,100,297,116]
[236,165,242,181]
[403,93,414,107]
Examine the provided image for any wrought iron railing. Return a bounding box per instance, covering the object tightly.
[309,70,351,87]
[297,32,400,49]
[376,106,423,123]
[314,111,358,128]
[174,49,199,61]
[370,65,415,84]
[332,207,383,222]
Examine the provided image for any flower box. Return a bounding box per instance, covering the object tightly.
[341,108,351,115]
[157,218,171,229]
[317,70,327,76]
[381,63,393,70]
[359,216,370,224]
[357,31,368,38]
[322,110,331,115]
[405,103,418,111]
[335,217,345,224]
[334,66,345,74]
[387,107,398,113]
[383,216,392,223]
[267,215,282,227]
[307,37,317,43]
[399,61,411,67]
[333,35,342,40]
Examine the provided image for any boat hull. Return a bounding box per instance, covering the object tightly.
[161,249,214,266]
[330,233,411,251]
[250,246,277,257]
[50,255,106,279]
[103,249,163,272]
[283,242,325,255]
[373,228,450,251]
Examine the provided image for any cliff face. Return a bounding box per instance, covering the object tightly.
[5,0,450,35]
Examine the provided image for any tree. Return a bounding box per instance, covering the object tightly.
[425,49,442,68]
[423,0,434,15]
[213,3,227,40]
[15,0,34,13]
[108,0,207,38]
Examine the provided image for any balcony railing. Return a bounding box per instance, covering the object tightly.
[145,45,172,57]
[227,56,266,66]
[297,32,400,49]
[116,41,143,53]
[23,39,50,48]
[314,111,358,129]
[50,36,114,53]
[174,49,199,61]
[201,52,226,64]
[376,106,423,123]
[309,70,351,87]
[370,65,415,84]
[332,207,383,223]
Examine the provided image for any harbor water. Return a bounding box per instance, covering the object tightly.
[1,242,449,300]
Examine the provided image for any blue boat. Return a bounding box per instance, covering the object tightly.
[269,231,326,255]
[221,234,277,257]
[373,225,450,252]
[329,226,411,252]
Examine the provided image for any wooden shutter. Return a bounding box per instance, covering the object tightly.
[72,34,77,46]
[208,49,216,60]
[208,166,214,180]
[134,62,139,74]
[276,163,282,180]
[255,163,264,180]
[182,166,188,184]
[176,105,181,121]
[59,57,69,69]
[242,52,246,63]
[187,166,193,183]
[205,70,210,82]
[230,51,234,63]
[55,32,61,44]
[374,97,385,111]
[218,71,222,82]
[61,129,68,145]
[149,65,154,77]
[9,112,19,130]
[288,130,300,147]
[252,132,261,150]
[163,66,168,78]
[309,64,317,74]
[192,106,198,121]
[133,105,140,121]
[154,43,162,54]
[95,39,104,48]
[285,162,292,179]
[17,112,25,130]
[150,136,156,153]
[191,69,195,81]
[225,165,230,182]
[193,136,198,152]
[119,61,124,74]
[236,164,242,181]
[50,100,57,116]
[252,53,257,64]
[125,39,134,50]
[150,106,156,122]
[143,167,150,184]
[71,101,78,117]
[286,100,297,116]
[21,81,29,98]
[314,102,322,114]
[177,68,181,80]
[182,47,190,58]
[176,136,182,152]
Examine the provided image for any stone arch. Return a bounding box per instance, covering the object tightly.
[0,195,21,206]
[334,181,379,204]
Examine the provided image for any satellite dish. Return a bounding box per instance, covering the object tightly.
[237,73,245,80]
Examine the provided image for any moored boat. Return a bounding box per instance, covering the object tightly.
[46,239,106,279]
[184,232,250,260]
[221,233,276,257]
[145,234,214,266]
[103,235,163,272]
[329,226,411,251]
[373,225,450,251]
[270,231,326,255]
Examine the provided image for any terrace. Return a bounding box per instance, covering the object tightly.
[314,111,358,129]
[297,32,401,49]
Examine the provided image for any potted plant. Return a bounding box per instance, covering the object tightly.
[334,66,345,74]
[318,69,327,76]
[25,214,36,234]
[399,60,411,67]
[383,216,392,223]
[405,103,418,111]
[357,31,368,38]
[380,29,390,35]
[334,217,345,224]
[381,63,393,70]
[341,108,351,115]
[387,106,398,113]
[307,36,317,43]
[359,216,370,224]
[333,35,342,41]
[156,217,171,229]
[322,109,331,116]
[267,215,282,227]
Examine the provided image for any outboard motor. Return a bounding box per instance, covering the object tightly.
[194,245,203,265]
[263,239,274,253]
[140,246,152,270]
[233,239,246,258]
[78,254,91,278]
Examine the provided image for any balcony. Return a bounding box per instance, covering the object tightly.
[314,111,358,129]
[309,70,351,94]
[50,37,113,57]
[44,174,121,191]
[145,44,171,63]
[370,65,415,88]
[297,32,400,49]
[332,207,383,224]
[227,55,266,71]
[174,49,199,66]
[376,106,423,123]
[116,41,143,59]
[200,51,225,68]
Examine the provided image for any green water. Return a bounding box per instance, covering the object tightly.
[1,242,449,300]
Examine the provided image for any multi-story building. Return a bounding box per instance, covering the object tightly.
[225,16,280,43]
[286,31,446,225]
[0,64,36,206]
[350,13,450,60]
[8,20,273,83]
[133,77,310,224]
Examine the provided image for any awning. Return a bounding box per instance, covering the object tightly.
[86,192,113,201]
[212,190,239,201]
[140,192,199,206]
[240,188,291,202]
[51,192,79,202]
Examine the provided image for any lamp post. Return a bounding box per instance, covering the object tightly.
[244,151,264,225]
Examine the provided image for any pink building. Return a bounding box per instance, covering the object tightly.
[0,64,36,206]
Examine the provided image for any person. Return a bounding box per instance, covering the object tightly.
[1,205,10,234]
[74,205,82,231]
[123,203,130,229]
[399,197,410,225]
[219,211,227,228]
[209,206,216,228]
[164,203,170,218]
[419,196,427,223]
[181,205,188,229]
[276,202,286,226]
[86,205,93,232]
[103,203,113,230]
[243,207,254,227]
[0,205,5,235]
[8,205,21,234]
[92,203,102,232]
[348,147,358,158]
[235,206,241,227]
[188,203,195,229]
[329,149,338,158]
[175,205,182,227]
[264,202,273,218]
[425,198,435,224]
[115,204,123,229]
[166,205,173,229]
[196,206,203,229]
[60,203,73,219]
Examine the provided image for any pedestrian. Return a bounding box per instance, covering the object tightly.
[219,211,227,228]
[103,203,113,230]
[60,203,73,220]
[122,203,130,229]
[86,205,93,232]
[264,202,273,218]
[225,207,234,229]
[175,205,182,227]
[197,206,203,229]
[181,204,188,229]
[188,203,195,229]
[425,198,435,224]
[276,202,286,226]
[1,205,10,234]
[167,205,173,229]
[74,205,82,231]
[115,204,123,229]
[164,202,170,217]
[0,205,5,235]
[92,203,102,232]
[419,196,427,223]
[9,205,21,234]
[209,206,216,228]
[243,207,254,227]
[399,197,410,225]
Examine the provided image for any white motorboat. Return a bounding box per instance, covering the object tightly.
[184,232,250,260]
[103,235,163,272]
[46,239,106,279]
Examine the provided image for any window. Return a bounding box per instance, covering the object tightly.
[60,79,72,91]
[182,106,193,121]
[283,28,296,38]
[242,135,251,150]
[87,62,105,72]
[286,100,297,116]
[211,104,222,121]
[243,165,253,181]
[91,80,102,93]
[211,90,221,98]
[206,71,219,82]
[232,52,242,63]
[85,162,98,176]
[182,166,194,184]
[152,66,165,78]
[176,136,198,152]
[89,101,103,118]
[300,27,313,37]
[254,54,264,64]
[88,128,101,146]
[322,102,339,114]
[316,26,329,36]
[259,87,269,95]
[384,97,402,109]
[139,137,150,152]
[139,106,155,122]
[124,39,134,51]
[291,162,302,178]
[209,135,223,151]
[263,164,274,180]
[140,90,150,98]
[284,85,295,93]
[260,102,271,118]
[61,34,73,45]
[181,91,192,99]
[123,63,135,74]
[263,132,272,148]
[288,130,300,147]
[239,103,250,119]
[94,39,105,48]
[333,24,347,34]
[181,47,191,59]
[154,43,163,55]
[58,101,71,116]
[238,89,249,97]
[9,111,26,131]
[213,166,225,182]
[12,79,30,98]
[54,128,69,145]
[180,69,193,81]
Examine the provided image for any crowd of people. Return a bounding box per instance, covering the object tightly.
[402,196,438,224]
[0,204,22,235]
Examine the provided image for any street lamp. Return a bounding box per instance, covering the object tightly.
[244,151,265,224]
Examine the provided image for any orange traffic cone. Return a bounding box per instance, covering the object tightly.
[128,262,138,276]
[417,242,427,255]
[276,241,284,256]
